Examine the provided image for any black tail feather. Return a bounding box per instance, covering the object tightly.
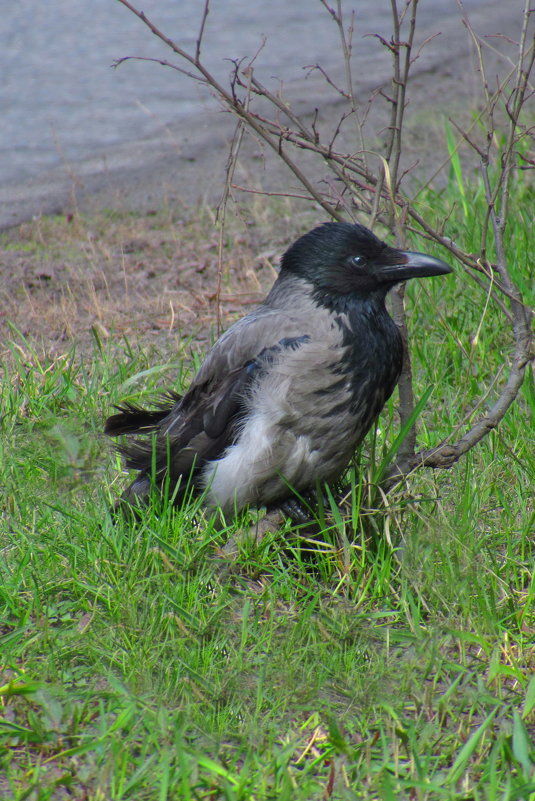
[105,403,168,436]
[104,392,181,437]
[117,438,163,472]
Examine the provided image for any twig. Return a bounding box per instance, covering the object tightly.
[195,0,210,64]
[384,0,420,463]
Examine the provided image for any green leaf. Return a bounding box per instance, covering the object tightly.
[512,710,534,778]
[0,678,44,698]
[446,707,498,785]
[445,119,468,217]
[118,363,183,391]
[522,674,535,719]
[197,755,239,786]
[373,385,433,484]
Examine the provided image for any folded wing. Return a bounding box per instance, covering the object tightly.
[105,305,312,507]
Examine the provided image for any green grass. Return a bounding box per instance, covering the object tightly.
[1,176,534,800]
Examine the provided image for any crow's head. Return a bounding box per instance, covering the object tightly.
[280,222,452,298]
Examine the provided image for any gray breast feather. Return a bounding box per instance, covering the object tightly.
[195,285,343,388]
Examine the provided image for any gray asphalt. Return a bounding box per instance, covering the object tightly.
[0,0,526,229]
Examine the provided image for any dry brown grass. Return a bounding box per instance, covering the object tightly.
[0,199,315,361]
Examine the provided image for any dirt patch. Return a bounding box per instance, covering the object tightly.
[0,203,314,362]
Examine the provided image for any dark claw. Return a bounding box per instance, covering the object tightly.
[278,496,313,524]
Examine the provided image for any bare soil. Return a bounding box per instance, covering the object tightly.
[0,201,315,362]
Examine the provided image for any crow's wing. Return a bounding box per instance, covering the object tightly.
[107,296,317,496]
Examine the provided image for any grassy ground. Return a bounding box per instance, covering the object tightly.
[0,176,534,800]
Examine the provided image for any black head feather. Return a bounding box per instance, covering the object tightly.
[280,222,392,294]
[280,221,451,299]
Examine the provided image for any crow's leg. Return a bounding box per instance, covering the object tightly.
[277,496,313,524]
[276,485,333,525]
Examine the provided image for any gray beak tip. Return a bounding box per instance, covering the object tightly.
[401,251,453,277]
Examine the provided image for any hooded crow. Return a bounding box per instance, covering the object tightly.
[105,222,452,517]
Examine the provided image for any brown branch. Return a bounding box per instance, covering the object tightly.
[303,63,351,101]
[231,185,317,202]
[215,118,246,337]
[195,0,210,64]
[400,340,531,474]
[116,0,345,221]
[112,55,204,83]
[382,0,420,463]
[321,0,368,167]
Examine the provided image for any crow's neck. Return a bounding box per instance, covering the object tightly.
[322,289,404,421]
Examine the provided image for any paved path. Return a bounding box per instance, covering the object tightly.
[0,0,526,229]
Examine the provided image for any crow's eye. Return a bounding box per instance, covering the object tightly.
[351,255,366,267]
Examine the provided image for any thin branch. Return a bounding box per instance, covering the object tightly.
[321,0,368,170]
[195,0,210,64]
[303,63,351,101]
[112,55,204,83]
[215,118,246,336]
[384,0,420,462]
[231,185,317,202]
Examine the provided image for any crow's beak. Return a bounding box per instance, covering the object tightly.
[377,251,453,283]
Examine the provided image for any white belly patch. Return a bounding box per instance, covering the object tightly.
[201,409,318,513]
